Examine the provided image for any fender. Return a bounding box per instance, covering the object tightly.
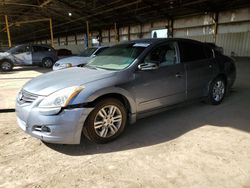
[84,86,137,115]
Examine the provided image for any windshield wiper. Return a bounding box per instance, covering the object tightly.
[95,66,116,71]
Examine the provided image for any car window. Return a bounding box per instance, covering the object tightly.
[80,48,97,57]
[204,45,214,59]
[179,41,207,62]
[144,42,177,67]
[33,45,51,52]
[13,45,30,54]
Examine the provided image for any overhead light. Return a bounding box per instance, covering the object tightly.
[68,12,72,16]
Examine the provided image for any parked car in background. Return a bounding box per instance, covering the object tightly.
[52,46,108,71]
[16,38,236,144]
[0,44,58,71]
[56,48,72,59]
[204,42,224,54]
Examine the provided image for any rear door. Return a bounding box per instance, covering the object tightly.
[178,41,214,99]
[32,45,54,63]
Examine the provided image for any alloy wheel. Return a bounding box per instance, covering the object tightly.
[212,80,225,102]
[94,105,122,138]
[1,61,12,71]
[43,59,53,68]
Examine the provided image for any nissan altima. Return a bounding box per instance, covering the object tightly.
[16,38,236,144]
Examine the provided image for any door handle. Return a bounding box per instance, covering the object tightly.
[175,73,183,78]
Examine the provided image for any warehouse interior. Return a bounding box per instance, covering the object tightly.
[1,0,250,56]
[0,0,250,187]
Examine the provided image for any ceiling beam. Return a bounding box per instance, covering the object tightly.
[39,0,53,7]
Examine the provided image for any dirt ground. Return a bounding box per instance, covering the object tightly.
[0,61,249,188]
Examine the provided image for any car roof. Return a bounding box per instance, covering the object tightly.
[122,38,204,45]
[13,44,54,49]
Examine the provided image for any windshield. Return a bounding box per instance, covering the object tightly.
[7,46,20,53]
[87,43,146,70]
[80,48,97,57]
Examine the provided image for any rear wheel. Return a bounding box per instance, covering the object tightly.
[42,58,53,68]
[83,98,127,143]
[207,77,226,105]
[0,60,13,71]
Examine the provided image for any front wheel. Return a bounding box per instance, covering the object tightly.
[0,60,13,71]
[207,77,226,105]
[42,58,54,68]
[83,98,127,143]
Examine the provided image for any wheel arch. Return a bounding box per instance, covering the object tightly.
[87,92,136,115]
[0,58,14,64]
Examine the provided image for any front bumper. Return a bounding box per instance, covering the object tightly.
[16,101,93,144]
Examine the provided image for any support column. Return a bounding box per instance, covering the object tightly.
[86,21,91,47]
[4,15,12,48]
[114,22,119,43]
[168,19,174,38]
[128,25,130,41]
[213,12,219,43]
[49,18,54,47]
[108,28,111,43]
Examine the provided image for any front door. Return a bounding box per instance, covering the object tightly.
[129,42,186,113]
[12,45,32,65]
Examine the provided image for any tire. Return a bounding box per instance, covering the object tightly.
[207,77,226,105]
[83,98,127,144]
[42,58,54,68]
[0,59,13,71]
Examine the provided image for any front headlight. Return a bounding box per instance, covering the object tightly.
[61,63,72,68]
[38,86,84,108]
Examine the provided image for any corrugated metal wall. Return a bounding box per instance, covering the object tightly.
[36,7,250,57]
[217,32,250,56]
[183,32,250,57]
[173,8,250,57]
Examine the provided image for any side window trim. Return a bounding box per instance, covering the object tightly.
[173,41,181,65]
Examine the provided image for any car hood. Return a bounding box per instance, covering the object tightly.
[23,67,116,96]
[56,56,90,66]
[0,52,10,58]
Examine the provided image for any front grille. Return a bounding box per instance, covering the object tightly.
[18,90,39,104]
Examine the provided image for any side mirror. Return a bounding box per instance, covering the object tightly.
[138,62,159,71]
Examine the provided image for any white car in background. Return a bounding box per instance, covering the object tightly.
[52,46,108,71]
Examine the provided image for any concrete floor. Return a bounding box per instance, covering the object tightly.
[0,61,249,188]
[0,66,48,110]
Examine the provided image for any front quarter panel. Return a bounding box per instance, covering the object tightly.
[71,73,137,115]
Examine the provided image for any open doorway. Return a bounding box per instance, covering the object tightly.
[151,29,168,38]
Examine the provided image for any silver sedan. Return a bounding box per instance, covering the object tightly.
[16,38,236,144]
